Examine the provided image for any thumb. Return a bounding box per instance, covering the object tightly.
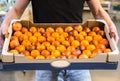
[1,23,9,35]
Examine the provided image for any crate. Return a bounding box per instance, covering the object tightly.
[1,19,119,69]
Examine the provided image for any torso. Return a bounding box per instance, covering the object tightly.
[31,0,86,23]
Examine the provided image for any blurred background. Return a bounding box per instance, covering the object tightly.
[0,0,120,81]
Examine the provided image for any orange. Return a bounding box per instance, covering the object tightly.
[52,32,59,38]
[72,30,79,37]
[10,36,18,41]
[92,26,100,32]
[52,41,60,47]
[41,50,50,57]
[97,30,105,37]
[9,40,20,49]
[79,54,89,59]
[42,41,51,47]
[57,45,66,52]
[26,56,34,59]
[71,40,80,47]
[62,40,70,47]
[38,27,45,34]
[91,40,99,46]
[15,45,25,53]
[37,36,46,43]
[31,50,40,58]
[61,32,68,38]
[82,50,91,56]
[86,44,96,51]
[29,36,37,43]
[51,50,61,58]
[79,31,87,37]
[62,50,71,57]
[44,32,51,37]
[46,55,56,59]
[36,55,45,59]
[37,44,46,52]
[75,34,84,42]
[34,32,41,37]
[47,45,56,52]
[96,44,106,51]
[46,27,55,34]
[89,53,98,58]
[72,49,81,56]
[9,49,19,54]
[88,31,96,37]
[74,25,83,32]
[47,36,55,43]
[19,34,28,42]
[99,38,109,46]
[65,26,73,32]
[12,22,22,31]
[26,45,36,52]
[68,36,74,42]
[85,36,93,42]
[13,31,22,37]
[93,35,102,41]
[103,48,112,53]
[23,50,30,56]
[83,27,91,33]
[21,27,28,33]
[67,46,75,52]
[68,54,77,59]
[56,35,65,42]
[24,31,32,37]
[80,40,89,47]
[56,27,64,34]
[92,48,102,54]
[79,45,86,51]
[21,40,31,47]
[29,27,37,34]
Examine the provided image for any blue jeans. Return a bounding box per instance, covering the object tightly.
[36,70,91,81]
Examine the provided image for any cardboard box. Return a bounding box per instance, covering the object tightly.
[1,19,119,68]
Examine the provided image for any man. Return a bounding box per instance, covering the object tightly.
[0,0,119,81]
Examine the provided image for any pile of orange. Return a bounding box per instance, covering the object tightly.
[9,22,112,59]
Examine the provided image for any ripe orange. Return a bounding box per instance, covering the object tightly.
[38,27,45,34]
[37,44,46,52]
[36,55,45,59]
[52,32,59,38]
[92,48,102,54]
[47,45,56,52]
[62,40,70,47]
[47,36,55,43]
[52,41,60,47]
[12,22,22,31]
[68,54,77,59]
[96,44,106,51]
[23,50,30,56]
[97,30,105,37]
[29,36,37,43]
[26,56,34,59]
[61,32,68,38]
[75,34,84,42]
[42,41,51,47]
[10,36,18,41]
[72,49,81,56]
[65,26,73,32]
[79,31,87,37]
[21,40,31,47]
[19,34,28,42]
[41,50,50,57]
[46,27,55,34]
[68,35,74,42]
[72,30,79,37]
[56,27,64,34]
[80,40,89,47]
[79,45,86,51]
[103,48,112,53]
[78,54,89,59]
[21,27,28,33]
[91,40,99,46]
[85,36,93,42]
[31,50,40,58]
[62,50,71,57]
[15,45,25,53]
[9,40,20,49]
[57,45,66,52]
[88,31,96,37]
[86,44,96,51]
[29,27,37,34]
[51,50,61,58]
[99,38,109,46]
[56,35,65,42]
[37,36,46,43]
[13,31,22,37]
[9,49,19,54]
[82,50,91,57]
[83,27,91,33]
[67,46,75,52]
[92,26,100,32]
[71,40,80,47]
[24,31,32,37]
[93,35,102,41]
[34,32,41,37]
[46,55,56,59]
[74,25,83,32]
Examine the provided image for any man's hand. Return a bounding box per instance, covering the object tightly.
[0,22,9,49]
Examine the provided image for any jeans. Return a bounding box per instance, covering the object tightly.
[36,70,91,81]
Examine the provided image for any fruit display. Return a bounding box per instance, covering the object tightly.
[8,22,112,60]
